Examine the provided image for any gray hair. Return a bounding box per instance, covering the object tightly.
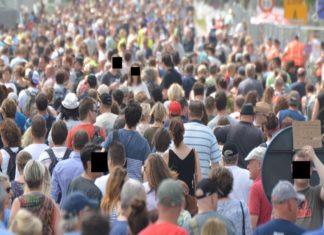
[120,179,146,210]
[60,214,79,232]
[23,160,45,190]
[245,63,256,79]
[0,183,5,209]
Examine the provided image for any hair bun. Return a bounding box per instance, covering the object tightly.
[131,198,146,215]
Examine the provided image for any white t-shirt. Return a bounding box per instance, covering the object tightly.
[38,146,69,168]
[95,112,118,134]
[128,83,151,99]
[0,147,20,175]
[225,165,253,203]
[23,143,49,161]
[143,182,157,211]
[95,174,110,196]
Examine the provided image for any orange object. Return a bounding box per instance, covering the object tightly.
[284,40,305,67]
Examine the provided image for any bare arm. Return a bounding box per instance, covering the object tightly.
[162,150,169,165]
[9,198,21,227]
[194,150,202,187]
[250,215,259,230]
[311,98,319,121]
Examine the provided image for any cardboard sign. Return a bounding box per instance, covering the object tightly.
[292,121,322,149]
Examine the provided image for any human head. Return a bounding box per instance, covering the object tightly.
[245,63,256,79]
[152,128,171,152]
[271,180,305,222]
[79,97,97,122]
[188,100,204,120]
[127,198,149,235]
[16,151,32,175]
[162,53,173,68]
[0,183,5,213]
[121,179,146,212]
[292,150,312,186]
[35,92,48,112]
[81,212,110,235]
[169,117,184,148]
[0,119,21,147]
[108,142,125,171]
[150,102,167,123]
[240,103,255,123]
[51,120,68,146]
[23,160,45,190]
[214,91,227,111]
[201,218,227,235]
[245,146,266,180]
[1,98,16,119]
[167,83,184,101]
[144,153,178,191]
[55,68,67,85]
[297,67,305,81]
[192,82,204,98]
[0,172,12,207]
[124,102,142,128]
[196,178,220,210]
[80,143,102,178]
[72,130,89,151]
[9,209,42,235]
[99,93,112,112]
[288,91,300,108]
[221,142,239,165]
[31,114,46,141]
[209,167,233,199]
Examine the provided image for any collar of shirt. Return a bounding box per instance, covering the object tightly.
[70,151,81,159]
[190,119,201,124]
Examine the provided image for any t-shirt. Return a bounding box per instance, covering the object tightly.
[290,81,306,98]
[110,220,128,235]
[66,123,106,149]
[95,112,118,135]
[38,146,69,168]
[185,211,236,235]
[303,226,324,235]
[207,114,238,130]
[253,219,305,235]
[139,222,188,235]
[237,78,264,98]
[161,68,182,90]
[278,109,305,128]
[296,185,324,230]
[67,176,102,203]
[23,143,49,161]
[248,175,272,227]
[94,174,110,196]
[143,127,160,150]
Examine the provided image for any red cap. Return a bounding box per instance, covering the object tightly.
[169,101,181,116]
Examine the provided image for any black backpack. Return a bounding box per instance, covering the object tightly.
[46,148,72,175]
[92,126,105,145]
[0,147,22,181]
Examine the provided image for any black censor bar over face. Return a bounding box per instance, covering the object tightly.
[91,151,108,173]
[292,161,311,179]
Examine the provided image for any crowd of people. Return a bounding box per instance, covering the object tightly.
[0,0,323,234]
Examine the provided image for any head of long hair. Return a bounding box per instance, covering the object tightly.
[100,166,127,215]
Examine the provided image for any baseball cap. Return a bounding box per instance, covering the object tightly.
[157,179,184,207]
[99,93,112,106]
[62,93,79,110]
[28,70,40,85]
[222,142,239,161]
[288,91,300,107]
[245,146,266,161]
[240,103,255,115]
[169,101,181,116]
[271,180,305,205]
[62,192,98,214]
[195,178,223,199]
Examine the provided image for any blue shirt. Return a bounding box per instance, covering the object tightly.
[51,151,83,207]
[278,109,305,128]
[303,226,324,235]
[0,220,14,235]
[110,220,128,235]
[253,219,305,235]
[64,232,81,235]
[14,112,26,134]
[102,129,150,182]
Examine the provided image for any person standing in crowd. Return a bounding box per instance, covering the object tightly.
[57,92,80,130]
[290,68,307,98]
[253,180,305,235]
[51,130,89,206]
[80,212,110,235]
[66,97,105,149]
[245,146,272,230]
[210,166,253,235]
[283,35,305,68]
[185,178,236,235]
[0,184,13,235]
[183,100,221,179]
[215,103,263,168]
[9,209,42,235]
[10,160,61,235]
[221,143,252,203]
[102,102,150,181]
[139,179,188,235]
[164,117,202,196]
[293,146,324,230]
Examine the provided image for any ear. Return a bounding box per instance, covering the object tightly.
[87,161,91,171]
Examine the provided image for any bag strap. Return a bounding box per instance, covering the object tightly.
[62,148,72,160]
[3,147,22,156]
[93,126,101,140]
[239,201,246,235]
[189,217,199,235]
[193,148,198,191]
[112,129,120,142]
[45,149,57,163]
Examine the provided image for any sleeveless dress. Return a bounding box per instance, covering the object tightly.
[18,192,55,235]
[168,149,195,196]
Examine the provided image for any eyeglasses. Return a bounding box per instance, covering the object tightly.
[6,187,11,193]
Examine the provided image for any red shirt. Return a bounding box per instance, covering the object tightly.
[66,123,106,149]
[139,222,188,235]
[248,175,272,226]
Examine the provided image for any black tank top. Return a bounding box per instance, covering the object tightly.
[168,148,195,196]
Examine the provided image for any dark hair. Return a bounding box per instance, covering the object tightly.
[193,82,204,96]
[80,143,102,170]
[55,69,67,84]
[79,97,96,121]
[81,212,110,235]
[205,96,215,111]
[60,106,79,121]
[162,53,173,67]
[31,115,46,139]
[169,117,184,147]
[124,102,142,128]
[215,91,227,111]
[1,98,16,118]
[172,51,180,66]
[72,130,89,150]
[109,142,125,167]
[189,100,204,119]
[51,120,68,145]
[216,76,227,90]
[235,95,245,109]
[128,198,149,235]
[209,167,233,198]
[0,119,21,147]
[152,128,171,152]
[272,57,281,67]
[217,116,230,126]
[245,90,258,106]
[185,64,194,75]
[36,92,48,112]
[151,88,163,103]
[112,89,124,106]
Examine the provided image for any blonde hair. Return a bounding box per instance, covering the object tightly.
[10,209,42,235]
[21,127,32,148]
[150,102,167,122]
[167,83,184,101]
[140,103,151,120]
[23,160,45,190]
[42,167,51,197]
[201,218,227,235]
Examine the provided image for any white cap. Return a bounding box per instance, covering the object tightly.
[62,93,79,110]
[245,146,266,161]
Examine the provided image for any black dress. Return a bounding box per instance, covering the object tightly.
[168,149,195,196]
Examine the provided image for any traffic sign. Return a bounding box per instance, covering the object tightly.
[284,0,308,24]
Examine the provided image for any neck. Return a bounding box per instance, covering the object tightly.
[38,110,47,116]
[33,138,45,144]
[294,181,310,191]
[125,125,136,131]
[81,118,93,124]
[82,172,95,181]
[17,175,25,183]
[53,144,65,148]
[157,211,179,225]
[153,121,163,128]
[102,108,111,114]
[217,109,227,116]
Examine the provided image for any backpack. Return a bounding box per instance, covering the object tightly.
[0,147,22,181]
[24,90,37,118]
[53,87,68,110]
[46,148,72,175]
[92,126,105,145]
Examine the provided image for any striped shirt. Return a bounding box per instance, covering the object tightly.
[183,121,221,178]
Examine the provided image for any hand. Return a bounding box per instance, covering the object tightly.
[302,145,316,161]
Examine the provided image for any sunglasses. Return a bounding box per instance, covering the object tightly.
[6,187,11,193]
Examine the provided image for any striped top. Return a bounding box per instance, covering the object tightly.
[183,121,221,178]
